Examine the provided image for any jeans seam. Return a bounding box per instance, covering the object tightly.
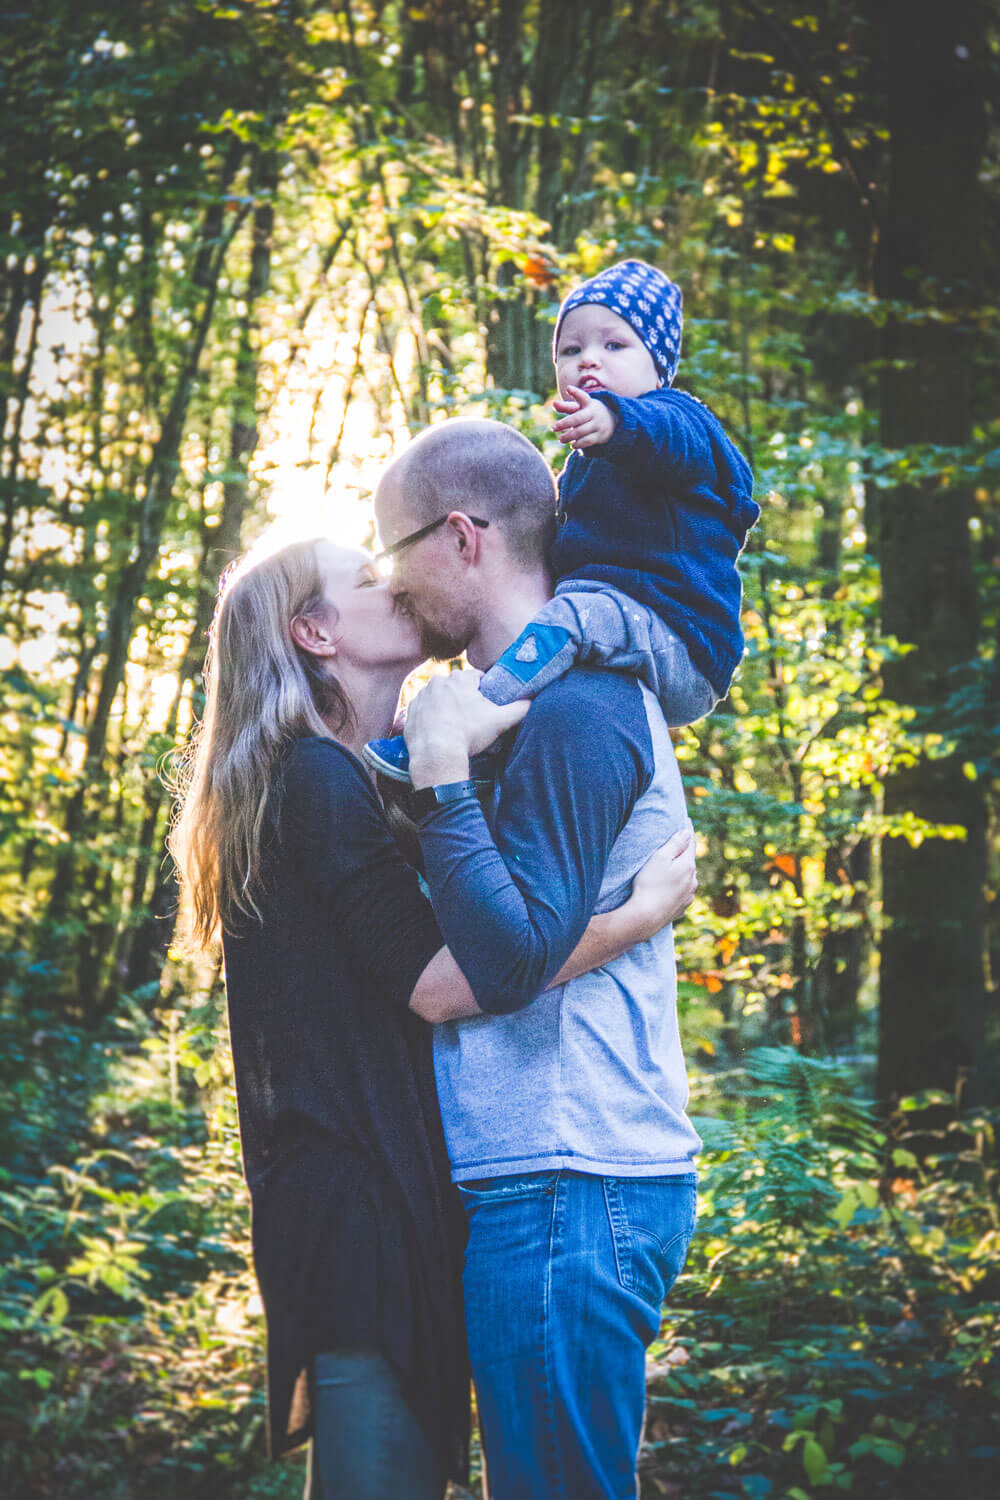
[602,1177,633,1293]
[542,1172,567,1500]
[658,1226,691,1262]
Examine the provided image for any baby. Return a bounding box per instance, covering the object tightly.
[364,258,759,782]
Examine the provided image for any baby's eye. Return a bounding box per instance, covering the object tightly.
[606,340,625,350]
[559,343,580,356]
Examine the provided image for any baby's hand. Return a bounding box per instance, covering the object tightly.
[552,385,617,449]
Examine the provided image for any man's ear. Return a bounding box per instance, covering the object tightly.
[445,511,485,560]
[290,607,338,657]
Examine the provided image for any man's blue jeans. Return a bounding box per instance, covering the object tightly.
[457,1168,697,1500]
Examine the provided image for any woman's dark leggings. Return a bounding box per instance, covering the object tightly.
[305,1351,445,1500]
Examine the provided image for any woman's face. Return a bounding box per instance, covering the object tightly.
[313,541,425,674]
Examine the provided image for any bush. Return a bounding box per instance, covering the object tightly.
[643,1049,1000,1499]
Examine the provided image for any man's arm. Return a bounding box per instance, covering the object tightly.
[410,823,697,1021]
[407,670,654,1014]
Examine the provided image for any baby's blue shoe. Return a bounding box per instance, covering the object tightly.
[362,734,497,788]
[362,734,413,782]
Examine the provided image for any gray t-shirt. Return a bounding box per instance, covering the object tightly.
[416,670,701,1183]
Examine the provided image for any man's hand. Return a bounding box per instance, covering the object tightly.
[553,385,617,449]
[629,823,698,937]
[404,670,530,789]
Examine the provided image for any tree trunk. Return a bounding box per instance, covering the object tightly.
[873,2,987,1106]
[0,256,46,586]
[484,0,610,395]
[816,839,871,1051]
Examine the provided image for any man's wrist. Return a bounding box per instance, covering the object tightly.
[409,745,471,790]
[410,780,480,822]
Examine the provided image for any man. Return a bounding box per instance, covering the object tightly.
[373,417,701,1500]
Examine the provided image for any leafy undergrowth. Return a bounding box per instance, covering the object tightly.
[642,1051,1000,1500]
[1,1012,998,1499]
[0,1007,282,1499]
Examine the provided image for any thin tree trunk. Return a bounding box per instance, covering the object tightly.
[0,257,46,586]
[873,2,987,1107]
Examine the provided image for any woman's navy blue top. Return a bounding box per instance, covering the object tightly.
[550,387,759,696]
[221,736,468,1477]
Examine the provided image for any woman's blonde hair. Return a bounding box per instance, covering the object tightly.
[169,537,354,947]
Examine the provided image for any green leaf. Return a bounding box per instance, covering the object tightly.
[856,1182,879,1210]
[831,1189,858,1229]
[802,1437,828,1483]
[31,1285,69,1325]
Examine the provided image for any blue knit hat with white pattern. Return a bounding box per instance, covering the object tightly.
[553,258,683,387]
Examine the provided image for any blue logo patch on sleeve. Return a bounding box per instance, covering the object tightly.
[500,623,574,683]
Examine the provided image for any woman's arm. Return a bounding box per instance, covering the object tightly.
[548,823,696,986]
[409,823,697,1023]
[282,737,693,1029]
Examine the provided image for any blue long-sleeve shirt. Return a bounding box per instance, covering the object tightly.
[418,669,649,1013]
[550,388,759,696]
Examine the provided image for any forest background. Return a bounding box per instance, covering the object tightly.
[1,1,998,1496]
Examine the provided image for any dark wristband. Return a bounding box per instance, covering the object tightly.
[411,779,481,823]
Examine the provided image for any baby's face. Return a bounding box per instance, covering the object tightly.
[555,304,660,402]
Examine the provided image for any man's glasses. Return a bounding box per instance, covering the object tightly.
[374,513,489,574]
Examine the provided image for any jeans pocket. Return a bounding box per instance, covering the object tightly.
[456,1169,559,1207]
[459,1172,559,1364]
[603,1176,697,1315]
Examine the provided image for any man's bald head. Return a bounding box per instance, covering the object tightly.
[377,418,557,568]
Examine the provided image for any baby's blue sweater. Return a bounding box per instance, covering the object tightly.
[550,388,758,696]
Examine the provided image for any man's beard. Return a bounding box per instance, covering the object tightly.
[397,593,468,662]
[418,616,469,663]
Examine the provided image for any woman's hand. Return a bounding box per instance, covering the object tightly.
[629,823,698,938]
[404,669,530,789]
[546,824,698,989]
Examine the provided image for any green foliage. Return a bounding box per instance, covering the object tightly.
[2,1023,997,1497]
[0,1,997,1494]
[0,999,279,1499]
[647,1050,1000,1499]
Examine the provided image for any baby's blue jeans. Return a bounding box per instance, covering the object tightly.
[480,580,717,728]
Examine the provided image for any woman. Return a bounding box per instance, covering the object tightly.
[169,535,696,1499]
